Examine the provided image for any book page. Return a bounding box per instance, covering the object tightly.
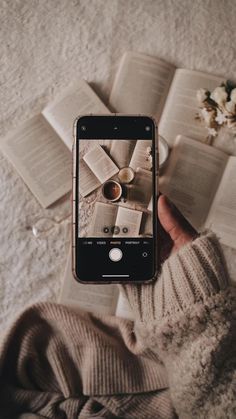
[115,206,142,237]
[90,202,118,237]
[129,139,152,171]
[159,69,223,146]
[140,212,153,236]
[159,135,228,229]
[59,250,119,315]
[205,157,236,249]
[115,292,134,320]
[79,158,101,197]
[109,51,175,120]
[0,115,71,208]
[128,167,152,207]
[110,140,136,168]
[42,80,109,150]
[147,197,153,212]
[83,145,119,184]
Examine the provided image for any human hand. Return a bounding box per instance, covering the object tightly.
[158,195,198,262]
[120,196,213,322]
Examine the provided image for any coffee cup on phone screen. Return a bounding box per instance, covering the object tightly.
[102,180,123,202]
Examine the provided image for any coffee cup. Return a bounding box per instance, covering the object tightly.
[118,167,135,184]
[102,180,122,202]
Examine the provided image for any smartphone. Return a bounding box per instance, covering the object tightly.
[72,115,158,284]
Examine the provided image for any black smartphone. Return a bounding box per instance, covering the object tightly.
[72,115,158,284]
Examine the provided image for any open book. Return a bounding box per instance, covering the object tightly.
[160,135,236,249]
[0,80,108,207]
[109,51,224,147]
[80,139,152,198]
[80,145,119,197]
[110,139,152,171]
[59,249,134,320]
[89,202,143,237]
[1,51,227,208]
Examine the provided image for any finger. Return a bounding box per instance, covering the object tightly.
[157,214,173,262]
[158,195,197,249]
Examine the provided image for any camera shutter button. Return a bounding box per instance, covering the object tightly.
[109,248,123,262]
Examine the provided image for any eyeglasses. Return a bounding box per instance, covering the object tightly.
[30,212,71,238]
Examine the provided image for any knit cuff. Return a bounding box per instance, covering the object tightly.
[159,232,229,317]
[121,232,229,322]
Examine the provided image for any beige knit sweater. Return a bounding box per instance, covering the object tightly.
[0,233,235,419]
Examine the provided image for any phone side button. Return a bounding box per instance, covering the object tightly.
[72,199,76,224]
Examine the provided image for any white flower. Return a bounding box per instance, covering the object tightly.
[210,86,227,105]
[196,88,208,103]
[230,88,236,103]
[215,109,227,125]
[208,127,217,137]
[225,100,236,114]
[201,108,214,126]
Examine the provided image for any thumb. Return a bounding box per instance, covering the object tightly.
[158,195,197,251]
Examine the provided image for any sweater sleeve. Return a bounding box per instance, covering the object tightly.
[121,233,236,419]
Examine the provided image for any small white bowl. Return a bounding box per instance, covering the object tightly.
[159,136,169,170]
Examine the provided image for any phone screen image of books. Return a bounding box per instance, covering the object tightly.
[78,139,154,238]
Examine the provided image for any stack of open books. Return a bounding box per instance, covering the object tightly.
[1,51,235,317]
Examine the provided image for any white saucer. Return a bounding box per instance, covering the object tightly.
[159,136,169,169]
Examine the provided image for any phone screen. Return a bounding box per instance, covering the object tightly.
[73,116,157,283]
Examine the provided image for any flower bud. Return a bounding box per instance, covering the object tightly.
[230,88,236,104]
[210,86,227,105]
[225,100,235,114]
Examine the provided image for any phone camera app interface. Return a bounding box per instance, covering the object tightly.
[78,139,154,239]
[76,137,156,282]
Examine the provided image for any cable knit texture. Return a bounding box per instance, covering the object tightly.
[121,232,229,322]
[0,233,235,418]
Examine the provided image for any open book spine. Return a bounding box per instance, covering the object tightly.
[109,51,175,121]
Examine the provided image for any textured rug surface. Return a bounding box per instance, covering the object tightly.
[1,0,236,329]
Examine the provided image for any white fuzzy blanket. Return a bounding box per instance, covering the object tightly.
[1,0,236,329]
